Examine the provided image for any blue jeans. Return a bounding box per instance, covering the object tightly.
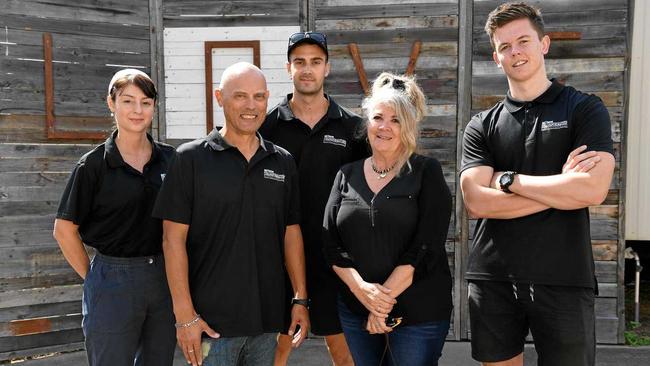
[202,333,277,366]
[82,253,176,366]
[338,299,449,366]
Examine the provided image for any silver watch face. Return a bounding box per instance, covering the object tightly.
[500,172,513,187]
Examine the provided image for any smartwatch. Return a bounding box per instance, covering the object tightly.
[498,171,517,193]
[291,298,310,309]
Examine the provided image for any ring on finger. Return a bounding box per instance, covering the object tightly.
[188,349,194,353]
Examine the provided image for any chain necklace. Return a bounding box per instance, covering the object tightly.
[370,157,397,179]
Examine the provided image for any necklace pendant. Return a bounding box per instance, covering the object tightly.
[378,172,387,179]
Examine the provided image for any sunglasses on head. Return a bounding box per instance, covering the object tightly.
[288,32,328,49]
[381,77,406,91]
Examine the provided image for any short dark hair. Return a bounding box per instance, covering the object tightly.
[109,74,157,102]
[485,2,545,49]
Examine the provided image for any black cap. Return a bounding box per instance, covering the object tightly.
[287,32,328,61]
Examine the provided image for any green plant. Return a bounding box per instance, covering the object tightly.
[625,322,650,346]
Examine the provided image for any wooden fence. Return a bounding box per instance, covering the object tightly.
[0,0,630,360]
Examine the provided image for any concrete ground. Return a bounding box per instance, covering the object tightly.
[10,339,650,365]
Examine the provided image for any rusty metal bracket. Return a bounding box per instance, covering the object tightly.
[348,40,423,95]
[43,32,107,140]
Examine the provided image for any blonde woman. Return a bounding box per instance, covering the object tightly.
[323,72,453,365]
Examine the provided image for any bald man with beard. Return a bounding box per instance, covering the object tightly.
[153,62,309,366]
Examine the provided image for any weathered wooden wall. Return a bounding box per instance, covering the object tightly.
[0,0,631,359]
[0,0,151,359]
[470,0,628,343]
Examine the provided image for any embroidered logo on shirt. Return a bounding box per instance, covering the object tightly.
[160,173,166,181]
[263,169,285,183]
[541,120,568,132]
[323,135,347,147]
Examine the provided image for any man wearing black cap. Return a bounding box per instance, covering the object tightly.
[260,32,367,366]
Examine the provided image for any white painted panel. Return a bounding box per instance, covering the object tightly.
[625,0,650,240]
[163,25,299,139]
[165,68,289,84]
[165,40,287,56]
[166,125,207,139]
[164,27,298,42]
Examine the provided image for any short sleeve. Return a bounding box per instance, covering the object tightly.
[152,148,194,224]
[460,113,494,175]
[572,95,614,155]
[322,169,355,268]
[397,158,452,277]
[56,159,98,226]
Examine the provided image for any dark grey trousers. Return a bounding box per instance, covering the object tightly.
[82,253,176,366]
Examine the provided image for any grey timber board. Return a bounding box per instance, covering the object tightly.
[150,0,164,140]
[163,0,299,15]
[0,301,80,323]
[328,42,458,57]
[473,39,627,60]
[0,44,150,68]
[163,16,300,28]
[0,328,84,354]
[0,273,82,293]
[324,28,458,44]
[0,144,95,158]
[0,285,82,309]
[316,15,459,31]
[472,72,625,93]
[472,8,628,27]
[0,13,149,40]
[2,0,148,26]
[0,341,85,362]
[0,201,60,218]
[0,157,80,172]
[472,0,627,13]
[316,3,458,19]
[473,24,627,42]
[326,78,458,96]
[0,28,149,53]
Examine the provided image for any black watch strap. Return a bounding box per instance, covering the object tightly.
[291,298,310,309]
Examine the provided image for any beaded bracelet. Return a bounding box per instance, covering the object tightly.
[175,314,201,328]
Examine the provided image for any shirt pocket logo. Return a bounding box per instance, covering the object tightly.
[263,169,285,183]
[540,120,568,132]
[323,135,347,147]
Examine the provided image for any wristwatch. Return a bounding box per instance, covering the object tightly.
[291,298,310,309]
[498,171,517,193]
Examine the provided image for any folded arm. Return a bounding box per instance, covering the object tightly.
[505,151,615,210]
[461,165,550,219]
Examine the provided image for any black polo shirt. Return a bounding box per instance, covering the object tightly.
[460,79,614,288]
[260,94,368,275]
[152,129,300,337]
[56,130,176,257]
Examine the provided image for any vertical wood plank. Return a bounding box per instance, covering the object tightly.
[149,0,166,142]
[456,0,473,341]
[616,0,633,345]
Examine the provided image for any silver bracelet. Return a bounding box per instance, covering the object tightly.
[175,314,201,328]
